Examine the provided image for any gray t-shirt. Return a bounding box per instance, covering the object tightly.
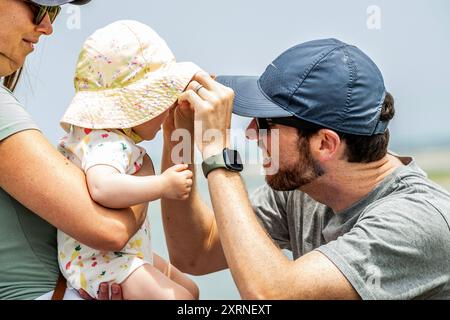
[251,156,450,299]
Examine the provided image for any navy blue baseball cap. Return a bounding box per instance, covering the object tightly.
[30,0,91,5]
[217,38,388,136]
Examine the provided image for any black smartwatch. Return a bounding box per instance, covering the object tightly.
[202,148,243,178]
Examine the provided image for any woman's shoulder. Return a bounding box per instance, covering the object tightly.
[0,85,39,141]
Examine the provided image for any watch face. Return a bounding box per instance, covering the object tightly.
[223,149,243,171]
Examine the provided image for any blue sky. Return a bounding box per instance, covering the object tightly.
[17,0,450,150]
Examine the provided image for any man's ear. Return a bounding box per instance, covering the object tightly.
[309,129,342,161]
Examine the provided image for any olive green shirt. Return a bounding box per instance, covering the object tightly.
[0,85,59,300]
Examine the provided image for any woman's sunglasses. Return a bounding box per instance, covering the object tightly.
[25,1,61,25]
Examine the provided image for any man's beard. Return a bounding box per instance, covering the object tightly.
[266,135,324,191]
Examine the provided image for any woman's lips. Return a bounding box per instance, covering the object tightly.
[22,38,38,51]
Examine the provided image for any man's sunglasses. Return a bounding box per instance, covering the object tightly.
[25,1,61,25]
[256,117,323,133]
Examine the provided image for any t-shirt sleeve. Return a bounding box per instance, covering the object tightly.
[80,130,138,174]
[316,198,450,300]
[250,184,291,250]
[0,87,39,141]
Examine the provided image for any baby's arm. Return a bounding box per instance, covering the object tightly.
[86,163,193,209]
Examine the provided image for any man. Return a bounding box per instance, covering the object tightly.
[161,38,450,299]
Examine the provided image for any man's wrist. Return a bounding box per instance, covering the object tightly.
[202,144,227,160]
[207,167,241,180]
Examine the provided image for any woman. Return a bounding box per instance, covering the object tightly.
[0,0,150,300]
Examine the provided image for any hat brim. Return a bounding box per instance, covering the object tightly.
[61,62,201,132]
[216,75,293,118]
[30,0,90,5]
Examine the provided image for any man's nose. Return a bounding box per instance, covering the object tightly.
[36,14,54,36]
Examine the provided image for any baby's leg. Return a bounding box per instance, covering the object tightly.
[153,253,200,300]
[120,264,195,300]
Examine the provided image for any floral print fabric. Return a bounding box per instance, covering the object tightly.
[57,126,153,298]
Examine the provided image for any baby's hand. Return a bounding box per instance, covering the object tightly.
[162,164,193,200]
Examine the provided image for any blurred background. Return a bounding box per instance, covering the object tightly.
[15,0,450,299]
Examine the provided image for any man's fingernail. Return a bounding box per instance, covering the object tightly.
[100,284,107,292]
[112,286,119,294]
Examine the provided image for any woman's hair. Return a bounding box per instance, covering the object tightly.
[2,68,23,91]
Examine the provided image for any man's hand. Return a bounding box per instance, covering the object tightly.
[164,102,194,136]
[174,101,195,133]
[177,72,235,160]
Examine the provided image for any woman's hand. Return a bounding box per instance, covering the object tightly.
[78,283,123,300]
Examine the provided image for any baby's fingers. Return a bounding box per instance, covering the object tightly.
[172,163,189,172]
[183,169,193,179]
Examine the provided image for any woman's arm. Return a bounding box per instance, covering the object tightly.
[86,163,191,209]
[0,130,150,251]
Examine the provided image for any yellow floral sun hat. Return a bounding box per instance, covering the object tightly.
[60,20,202,132]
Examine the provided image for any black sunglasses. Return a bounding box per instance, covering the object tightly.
[25,1,61,25]
[256,117,323,134]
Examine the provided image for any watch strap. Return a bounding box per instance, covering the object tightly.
[202,152,226,178]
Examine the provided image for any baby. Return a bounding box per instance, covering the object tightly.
[57,20,201,300]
